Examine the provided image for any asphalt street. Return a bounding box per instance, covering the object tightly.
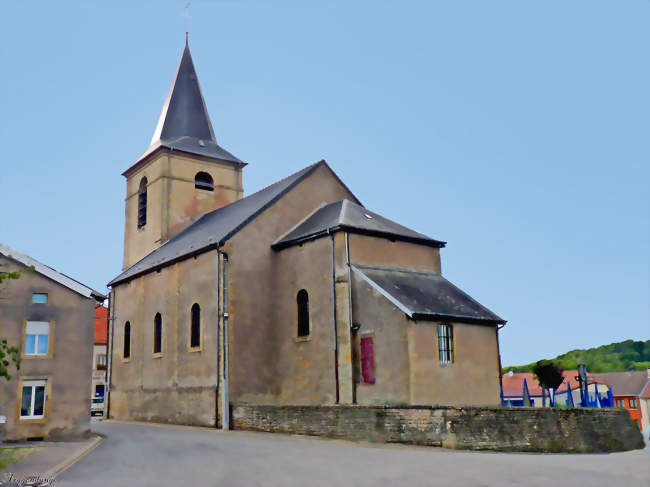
[56,420,649,487]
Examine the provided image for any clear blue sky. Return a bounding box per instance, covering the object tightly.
[1,1,648,366]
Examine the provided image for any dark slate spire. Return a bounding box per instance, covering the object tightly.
[132,37,244,168]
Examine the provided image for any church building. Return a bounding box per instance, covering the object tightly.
[107,39,506,428]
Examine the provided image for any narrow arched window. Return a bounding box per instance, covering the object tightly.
[123,322,131,359]
[153,313,162,354]
[194,172,214,191]
[297,289,310,337]
[190,303,201,348]
[137,177,148,229]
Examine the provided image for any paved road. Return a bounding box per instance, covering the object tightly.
[56,420,649,487]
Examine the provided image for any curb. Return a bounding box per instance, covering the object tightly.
[42,435,103,479]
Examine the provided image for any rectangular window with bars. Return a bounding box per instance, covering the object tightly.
[437,324,453,365]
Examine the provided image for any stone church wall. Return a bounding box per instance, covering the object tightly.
[347,235,500,406]
[109,249,219,426]
[225,163,358,406]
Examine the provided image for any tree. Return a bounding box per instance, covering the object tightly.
[0,265,33,381]
[532,360,564,407]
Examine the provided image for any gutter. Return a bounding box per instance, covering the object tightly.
[221,253,230,430]
[106,288,116,419]
[345,231,357,404]
[271,226,446,251]
[330,231,340,404]
[215,246,220,428]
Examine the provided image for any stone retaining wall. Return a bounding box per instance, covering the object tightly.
[232,404,644,453]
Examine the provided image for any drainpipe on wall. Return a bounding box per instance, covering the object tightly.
[497,323,505,405]
[345,232,357,404]
[106,288,116,419]
[330,231,340,404]
[215,247,220,428]
[221,253,230,430]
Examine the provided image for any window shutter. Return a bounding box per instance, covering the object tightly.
[360,336,375,385]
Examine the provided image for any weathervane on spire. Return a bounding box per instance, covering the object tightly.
[184,2,191,45]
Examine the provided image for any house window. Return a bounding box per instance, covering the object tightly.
[32,293,48,304]
[296,289,310,337]
[20,380,46,419]
[615,399,624,408]
[137,177,148,229]
[123,322,131,359]
[437,324,453,365]
[96,354,107,370]
[360,336,376,385]
[190,303,201,349]
[153,313,162,354]
[25,321,50,356]
[194,172,214,191]
[630,398,638,409]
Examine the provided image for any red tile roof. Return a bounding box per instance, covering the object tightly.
[502,370,603,397]
[94,305,109,344]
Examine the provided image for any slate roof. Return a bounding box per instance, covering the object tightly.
[0,243,106,301]
[351,264,505,325]
[595,371,650,397]
[110,161,357,286]
[272,199,445,250]
[126,39,244,174]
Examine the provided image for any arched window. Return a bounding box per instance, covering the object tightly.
[137,177,148,229]
[153,313,162,354]
[190,303,201,348]
[297,289,310,337]
[123,322,131,359]
[194,172,214,191]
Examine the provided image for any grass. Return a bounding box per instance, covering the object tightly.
[0,446,44,470]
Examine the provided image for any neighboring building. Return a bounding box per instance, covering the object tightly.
[91,305,109,416]
[0,244,105,441]
[107,39,505,428]
[596,370,650,431]
[639,374,650,440]
[501,370,610,407]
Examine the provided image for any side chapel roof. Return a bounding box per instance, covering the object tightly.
[351,264,505,325]
[272,199,445,250]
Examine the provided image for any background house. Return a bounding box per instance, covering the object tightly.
[92,305,109,416]
[0,243,105,441]
[597,370,650,431]
[502,370,610,407]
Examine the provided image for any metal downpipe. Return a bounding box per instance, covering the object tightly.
[221,253,230,430]
[330,231,340,404]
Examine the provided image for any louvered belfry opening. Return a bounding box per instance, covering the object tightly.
[194,172,214,191]
[137,178,148,229]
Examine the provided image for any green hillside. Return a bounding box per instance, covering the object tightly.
[504,339,650,373]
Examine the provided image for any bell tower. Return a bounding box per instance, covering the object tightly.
[122,36,245,270]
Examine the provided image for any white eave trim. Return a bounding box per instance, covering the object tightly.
[0,243,105,301]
